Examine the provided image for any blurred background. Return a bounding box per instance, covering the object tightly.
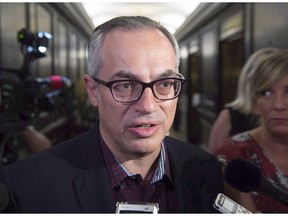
[1,2,288,164]
[82,2,200,34]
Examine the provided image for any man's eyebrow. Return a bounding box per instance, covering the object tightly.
[110,69,178,80]
[158,70,178,78]
[110,71,137,80]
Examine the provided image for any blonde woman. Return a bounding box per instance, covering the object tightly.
[208,48,278,153]
[215,48,288,213]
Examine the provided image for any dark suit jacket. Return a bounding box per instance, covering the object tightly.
[0,124,223,213]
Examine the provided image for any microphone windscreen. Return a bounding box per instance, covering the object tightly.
[49,75,63,89]
[0,183,9,212]
[224,158,262,192]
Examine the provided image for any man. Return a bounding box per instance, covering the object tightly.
[0,16,223,213]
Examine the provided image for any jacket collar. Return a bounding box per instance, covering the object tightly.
[73,168,115,213]
[72,124,115,213]
[71,125,186,213]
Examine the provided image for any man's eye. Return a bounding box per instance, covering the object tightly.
[162,81,173,87]
[114,81,138,91]
[159,80,173,88]
[120,82,132,89]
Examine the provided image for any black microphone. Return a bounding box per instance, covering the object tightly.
[224,158,288,207]
[0,183,9,212]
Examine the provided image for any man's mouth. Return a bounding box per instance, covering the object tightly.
[128,123,159,137]
[134,124,154,128]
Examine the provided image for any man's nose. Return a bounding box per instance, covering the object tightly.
[134,87,158,113]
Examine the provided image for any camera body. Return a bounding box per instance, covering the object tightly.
[0,72,73,133]
[18,28,52,60]
[0,29,73,133]
[0,28,75,166]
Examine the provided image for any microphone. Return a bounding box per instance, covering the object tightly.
[0,183,9,212]
[35,75,72,90]
[224,158,288,207]
[48,75,72,89]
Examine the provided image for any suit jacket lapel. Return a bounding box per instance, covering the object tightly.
[73,168,115,213]
[165,137,185,212]
[72,124,115,213]
[165,136,223,213]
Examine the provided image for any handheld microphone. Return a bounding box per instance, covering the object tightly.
[224,158,288,207]
[0,183,9,212]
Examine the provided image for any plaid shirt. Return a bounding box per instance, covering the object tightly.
[101,137,178,213]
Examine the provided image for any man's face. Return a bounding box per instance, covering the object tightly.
[85,29,178,158]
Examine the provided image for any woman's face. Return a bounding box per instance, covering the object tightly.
[255,74,288,135]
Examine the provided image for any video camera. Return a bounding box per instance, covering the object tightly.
[18,28,52,60]
[0,28,73,133]
[0,28,75,166]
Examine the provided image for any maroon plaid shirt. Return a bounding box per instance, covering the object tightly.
[101,137,178,213]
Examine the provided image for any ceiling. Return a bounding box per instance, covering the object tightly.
[81,2,201,34]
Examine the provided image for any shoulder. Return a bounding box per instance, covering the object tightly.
[211,109,231,134]
[215,132,257,164]
[164,136,219,165]
[217,109,231,123]
[165,136,208,155]
[230,132,252,142]
[164,135,223,171]
[222,108,231,116]
[164,136,224,212]
[0,125,101,179]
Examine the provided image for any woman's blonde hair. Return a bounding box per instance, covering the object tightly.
[226,47,288,113]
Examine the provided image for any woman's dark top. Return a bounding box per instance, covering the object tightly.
[228,107,258,136]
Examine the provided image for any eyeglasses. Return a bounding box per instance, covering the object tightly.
[92,74,185,103]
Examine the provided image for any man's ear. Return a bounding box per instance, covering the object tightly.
[83,74,99,107]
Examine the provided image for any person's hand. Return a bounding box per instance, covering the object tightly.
[20,125,51,153]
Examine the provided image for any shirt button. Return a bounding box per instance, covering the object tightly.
[120,182,125,189]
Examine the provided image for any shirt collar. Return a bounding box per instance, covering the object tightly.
[100,136,173,188]
[114,142,167,183]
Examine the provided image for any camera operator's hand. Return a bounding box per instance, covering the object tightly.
[20,125,51,153]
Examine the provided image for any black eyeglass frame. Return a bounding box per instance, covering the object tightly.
[91,74,185,103]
